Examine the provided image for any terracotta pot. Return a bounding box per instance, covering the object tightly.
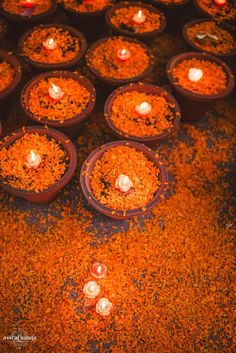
[0,16,7,42]
[60,1,112,43]
[0,126,77,204]
[0,1,57,38]
[21,70,96,141]
[80,140,168,220]
[104,83,181,144]
[105,2,166,41]
[166,51,235,122]
[183,19,236,64]
[86,36,154,87]
[0,50,22,121]
[149,0,191,32]
[193,0,236,24]
[18,23,87,71]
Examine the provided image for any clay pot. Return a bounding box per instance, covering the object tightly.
[0,1,57,38]
[0,126,77,204]
[104,83,181,144]
[18,23,87,71]
[193,0,236,24]
[86,36,154,88]
[166,51,235,123]
[0,50,22,121]
[183,19,236,64]
[21,70,96,141]
[105,2,166,41]
[0,16,7,42]
[149,0,191,32]
[80,140,168,220]
[60,2,112,43]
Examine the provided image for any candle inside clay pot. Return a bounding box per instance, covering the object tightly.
[213,0,226,6]
[115,174,133,193]
[90,263,107,279]
[83,281,100,299]
[135,101,152,116]
[188,68,203,82]
[96,298,113,316]
[117,48,131,62]
[132,10,146,25]
[43,38,57,51]
[48,83,64,100]
[25,150,41,169]
[20,0,35,8]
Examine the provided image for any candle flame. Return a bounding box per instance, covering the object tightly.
[97,266,102,274]
[48,38,54,45]
[121,49,127,55]
[29,150,36,163]
[138,10,143,18]
[140,102,149,110]
[51,83,60,94]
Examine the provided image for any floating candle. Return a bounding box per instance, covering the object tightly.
[48,83,64,100]
[20,0,35,8]
[90,263,107,279]
[135,101,152,116]
[96,298,113,316]
[43,38,57,51]
[188,68,203,83]
[213,0,226,6]
[132,10,146,25]
[83,281,100,299]
[25,150,41,169]
[117,48,131,62]
[115,174,133,193]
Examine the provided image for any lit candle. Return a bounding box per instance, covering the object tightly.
[117,48,131,62]
[115,174,133,193]
[135,102,152,116]
[48,83,64,101]
[132,10,146,25]
[90,263,107,279]
[188,68,203,83]
[83,281,100,299]
[20,0,35,8]
[25,150,41,169]
[43,38,57,51]
[96,298,113,316]
[213,0,226,6]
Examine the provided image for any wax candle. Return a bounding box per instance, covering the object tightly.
[83,281,100,299]
[117,48,131,62]
[188,68,203,82]
[21,0,35,8]
[25,150,41,169]
[48,83,64,100]
[135,102,152,116]
[213,0,226,6]
[90,263,107,279]
[96,298,113,316]
[43,38,57,51]
[132,10,146,25]
[115,174,133,193]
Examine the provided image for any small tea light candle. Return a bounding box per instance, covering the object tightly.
[132,10,146,25]
[117,48,131,62]
[115,174,133,193]
[43,38,57,51]
[96,298,113,316]
[25,150,41,169]
[21,0,35,8]
[90,263,107,279]
[213,0,226,6]
[83,281,100,299]
[188,68,203,83]
[49,83,64,100]
[135,102,152,116]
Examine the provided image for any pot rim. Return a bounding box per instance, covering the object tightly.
[18,23,87,70]
[105,2,166,39]
[104,82,181,143]
[0,126,77,197]
[60,1,113,17]
[166,51,235,101]
[80,140,168,219]
[151,0,190,8]
[86,35,154,86]
[183,18,236,58]
[0,0,57,23]
[21,70,96,128]
[0,49,22,100]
